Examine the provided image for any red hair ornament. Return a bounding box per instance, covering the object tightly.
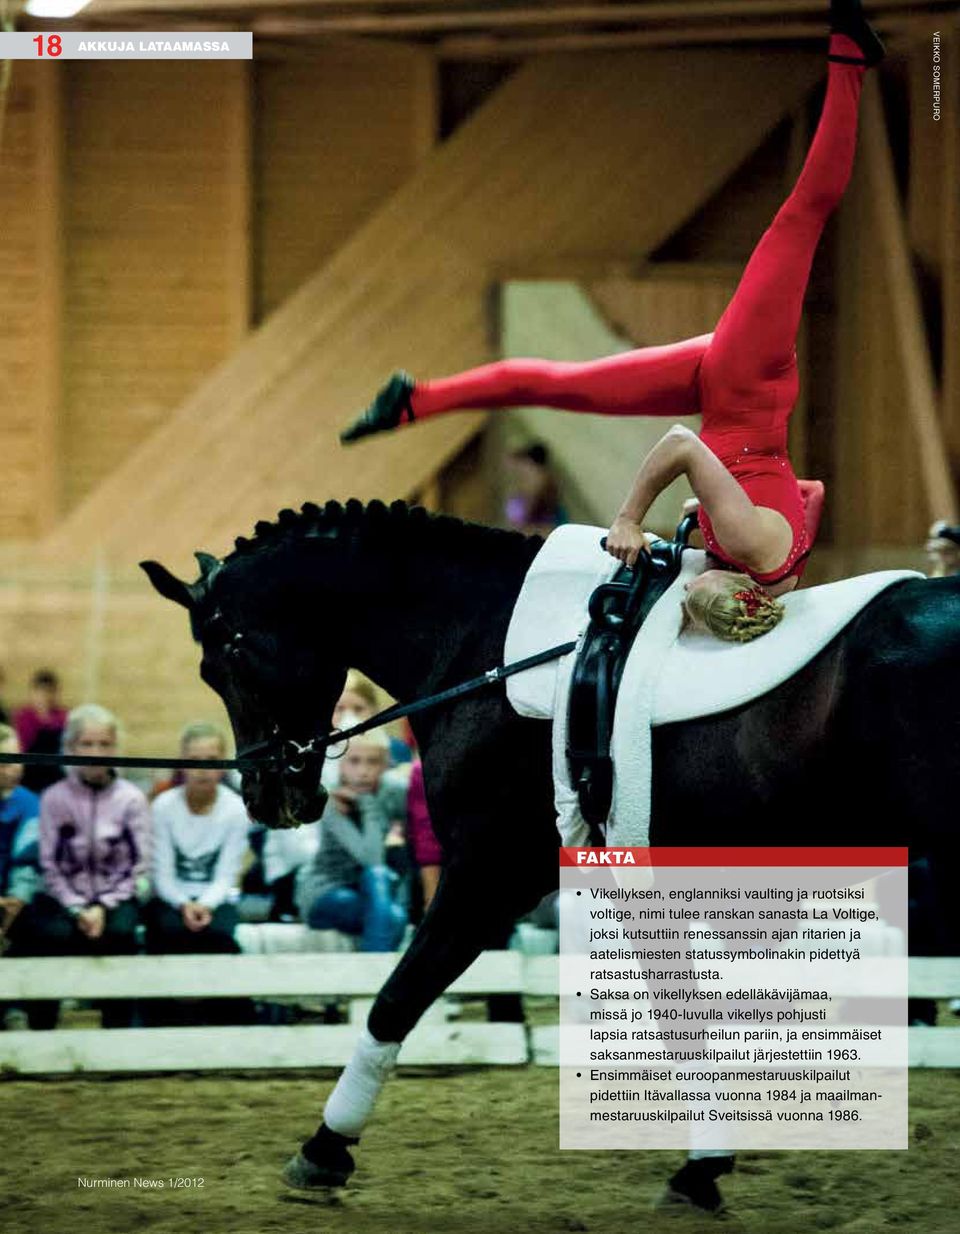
[733,587,768,618]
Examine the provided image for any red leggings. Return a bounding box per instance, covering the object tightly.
[412,36,864,455]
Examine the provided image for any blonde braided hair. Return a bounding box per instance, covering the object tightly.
[684,573,785,643]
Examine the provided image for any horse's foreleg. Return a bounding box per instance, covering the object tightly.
[283,867,511,1190]
[281,1027,400,1188]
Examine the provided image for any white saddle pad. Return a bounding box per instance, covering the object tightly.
[505,524,921,848]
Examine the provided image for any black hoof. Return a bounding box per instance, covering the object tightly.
[660,1158,734,1215]
[281,1152,348,1190]
[283,1124,357,1190]
[656,1184,727,1217]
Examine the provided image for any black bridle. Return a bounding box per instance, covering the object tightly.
[1,517,695,779]
[0,642,575,776]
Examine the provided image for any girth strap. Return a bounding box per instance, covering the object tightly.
[567,514,696,838]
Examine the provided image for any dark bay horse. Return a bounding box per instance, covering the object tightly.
[142,497,960,1212]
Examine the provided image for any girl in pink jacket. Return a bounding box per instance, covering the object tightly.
[14,704,150,1029]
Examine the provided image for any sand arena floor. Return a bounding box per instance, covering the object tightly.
[1,1064,958,1234]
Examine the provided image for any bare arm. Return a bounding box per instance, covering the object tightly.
[608,425,792,573]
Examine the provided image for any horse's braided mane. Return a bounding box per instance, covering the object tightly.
[225,497,539,563]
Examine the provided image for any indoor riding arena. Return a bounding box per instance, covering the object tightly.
[0,2,958,1232]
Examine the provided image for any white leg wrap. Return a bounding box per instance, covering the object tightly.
[688,1149,733,1160]
[323,1029,401,1138]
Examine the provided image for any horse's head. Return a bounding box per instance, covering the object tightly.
[141,551,345,829]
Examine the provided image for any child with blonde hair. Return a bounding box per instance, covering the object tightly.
[298,723,408,951]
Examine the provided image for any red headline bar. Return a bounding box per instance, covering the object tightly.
[559,846,908,867]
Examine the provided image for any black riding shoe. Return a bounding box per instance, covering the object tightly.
[829,0,885,66]
[340,371,416,444]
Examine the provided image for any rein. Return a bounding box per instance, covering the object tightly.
[0,641,576,776]
[0,519,696,779]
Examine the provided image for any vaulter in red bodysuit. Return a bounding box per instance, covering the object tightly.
[341,1,884,642]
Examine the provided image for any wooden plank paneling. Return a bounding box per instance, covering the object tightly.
[0,1023,529,1073]
[834,77,955,548]
[0,64,61,539]
[254,41,436,318]
[943,24,960,464]
[0,563,220,763]
[863,77,955,525]
[0,949,524,998]
[524,273,736,529]
[44,49,824,575]
[587,268,737,349]
[225,61,253,346]
[61,61,251,510]
[907,41,944,278]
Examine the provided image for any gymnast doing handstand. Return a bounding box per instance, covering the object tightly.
[341,0,884,643]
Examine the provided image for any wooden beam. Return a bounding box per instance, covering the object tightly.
[23,0,436,12]
[0,1022,955,1073]
[70,16,242,30]
[0,950,526,999]
[5,949,953,1000]
[435,17,916,59]
[489,257,745,282]
[225,60,252,345]
[943,21,960,463]
[862,75,958,520]
[786,104,812,480]
[34,64,63,534]
[909,956,960,998]
[1,1021,952,1073]
[54,0,960,22]
[253,0,956,37]
[907,41,944,275]
[909,1028,960,1067]
[0,1023,530,1073]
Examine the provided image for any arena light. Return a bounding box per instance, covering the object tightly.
[25,0,91,16]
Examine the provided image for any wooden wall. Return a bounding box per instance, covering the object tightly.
[0,48,821,745]
[42,48,824,577]
[0,65,59,540]
[650,117,792,265]
[498,276,734,530]
[0,46,437,524]
[0,561,224,764]
[1,42,954,743]
[61,62,250,510]
[1,45,954,565]
[833,76,953,551]
[254,42,435,318]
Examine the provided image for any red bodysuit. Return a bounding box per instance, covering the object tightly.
[404,36,864,585]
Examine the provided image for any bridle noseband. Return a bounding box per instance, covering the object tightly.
[205,608,320,776]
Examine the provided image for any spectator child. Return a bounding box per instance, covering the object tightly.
[18,704,150,1029]
[326,672,412,779]
[298,725,408,951]
[0,725,40,943]
[145,721,249,955]
[14,669,68,793]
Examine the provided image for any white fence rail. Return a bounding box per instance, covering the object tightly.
[0,954,956,1074]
